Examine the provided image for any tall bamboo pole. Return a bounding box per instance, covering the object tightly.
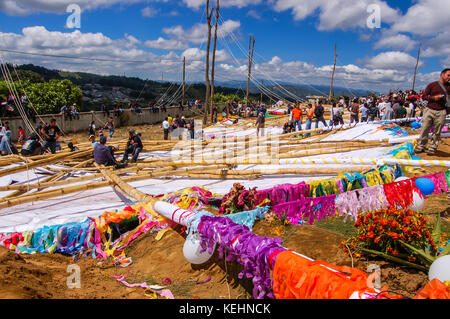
[182,56,186,107]
[210,0,220,123]
[204,0,214,125]
[246,36,255,108]
[329,44,337,101]
[412,43,422,92]
[329,44,337,127]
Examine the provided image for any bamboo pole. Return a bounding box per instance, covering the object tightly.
[188,166,373,176]
[0,169,179,210]
[204,0,213,125]
[329,44,337,102]
[278,145,386,159]
[210,0,219,123]
[1,174,56,199]
[412,43,422,92]
[246,35,255,108]
[0,149,92,178]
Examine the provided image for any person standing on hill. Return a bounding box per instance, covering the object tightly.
[41,118,62,154]
[349,99,360,125]
[188,118,195,140]
[17,126,25,144]
[89,121,96,136]
[291,104,303,132]
[367,102,379,122]
[104,117,115,139]
[332,103,344,126]
[314,102,328,129]
[255,108,266,137]
[360,103,369,122]
[415,68,450,156]
[305,104,314,137]
[162,117,170,140]
[395,101,407,119]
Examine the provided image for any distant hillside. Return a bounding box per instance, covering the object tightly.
[15,64,373,111]
[216,80,373,100]
[15,64,262,110]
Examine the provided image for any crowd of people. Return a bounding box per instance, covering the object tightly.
[161,115,196,140]
[282,88,430,134]
[0,68,448,167]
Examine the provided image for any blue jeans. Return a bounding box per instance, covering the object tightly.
[43,141,57,154]
[305,119,312,137]
[123,146,142,163]
[109,127,114,138]
[315,116,328,129]
[293,119,302,131]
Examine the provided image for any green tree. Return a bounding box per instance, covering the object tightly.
[24,79,83,114]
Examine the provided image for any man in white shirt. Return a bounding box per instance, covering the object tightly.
[162,117,170,140]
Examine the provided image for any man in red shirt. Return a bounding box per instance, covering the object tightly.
[291,104,303,132]
[415,68,450,156]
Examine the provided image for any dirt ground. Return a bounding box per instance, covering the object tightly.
[0,122,448,300]
[1,184,447,299]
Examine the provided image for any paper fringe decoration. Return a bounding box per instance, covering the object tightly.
[197,215,286,299]
[272,195,337,225]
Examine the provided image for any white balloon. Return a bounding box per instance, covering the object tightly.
[409,191,425,212]
[183,233,214,265]
[429,255,450,283]
[395,176,409,182]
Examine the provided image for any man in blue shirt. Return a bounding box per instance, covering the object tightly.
[94,136,126,168]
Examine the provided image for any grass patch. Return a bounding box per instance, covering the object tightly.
[315,216,358,239]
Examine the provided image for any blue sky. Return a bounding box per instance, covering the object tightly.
[0,0,448,93]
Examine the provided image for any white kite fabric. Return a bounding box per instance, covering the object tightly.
[0,122,416,233]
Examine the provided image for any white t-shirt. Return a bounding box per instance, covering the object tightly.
[162,120,170,130]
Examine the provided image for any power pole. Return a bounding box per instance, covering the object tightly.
[246,35,255,108]
[182,56,186,106]
[412,43,422,92]
[204,0,213,125]
[210,0,219,123]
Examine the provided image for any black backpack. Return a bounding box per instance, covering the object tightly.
[314,105,324,117]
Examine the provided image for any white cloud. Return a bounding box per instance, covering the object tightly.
[0,26,441,92]
[141,6,159,18]
[374,33,419,52]
[246,9,262,19]
[422,31,450,59]
[391,0,450,36]
[161,19,240,45]
[144,37,188,50]
[181,47,231,63]
[183,0,263,10]
[364,51,422,71]
[271,0,400,31]
[0,0,147,15]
